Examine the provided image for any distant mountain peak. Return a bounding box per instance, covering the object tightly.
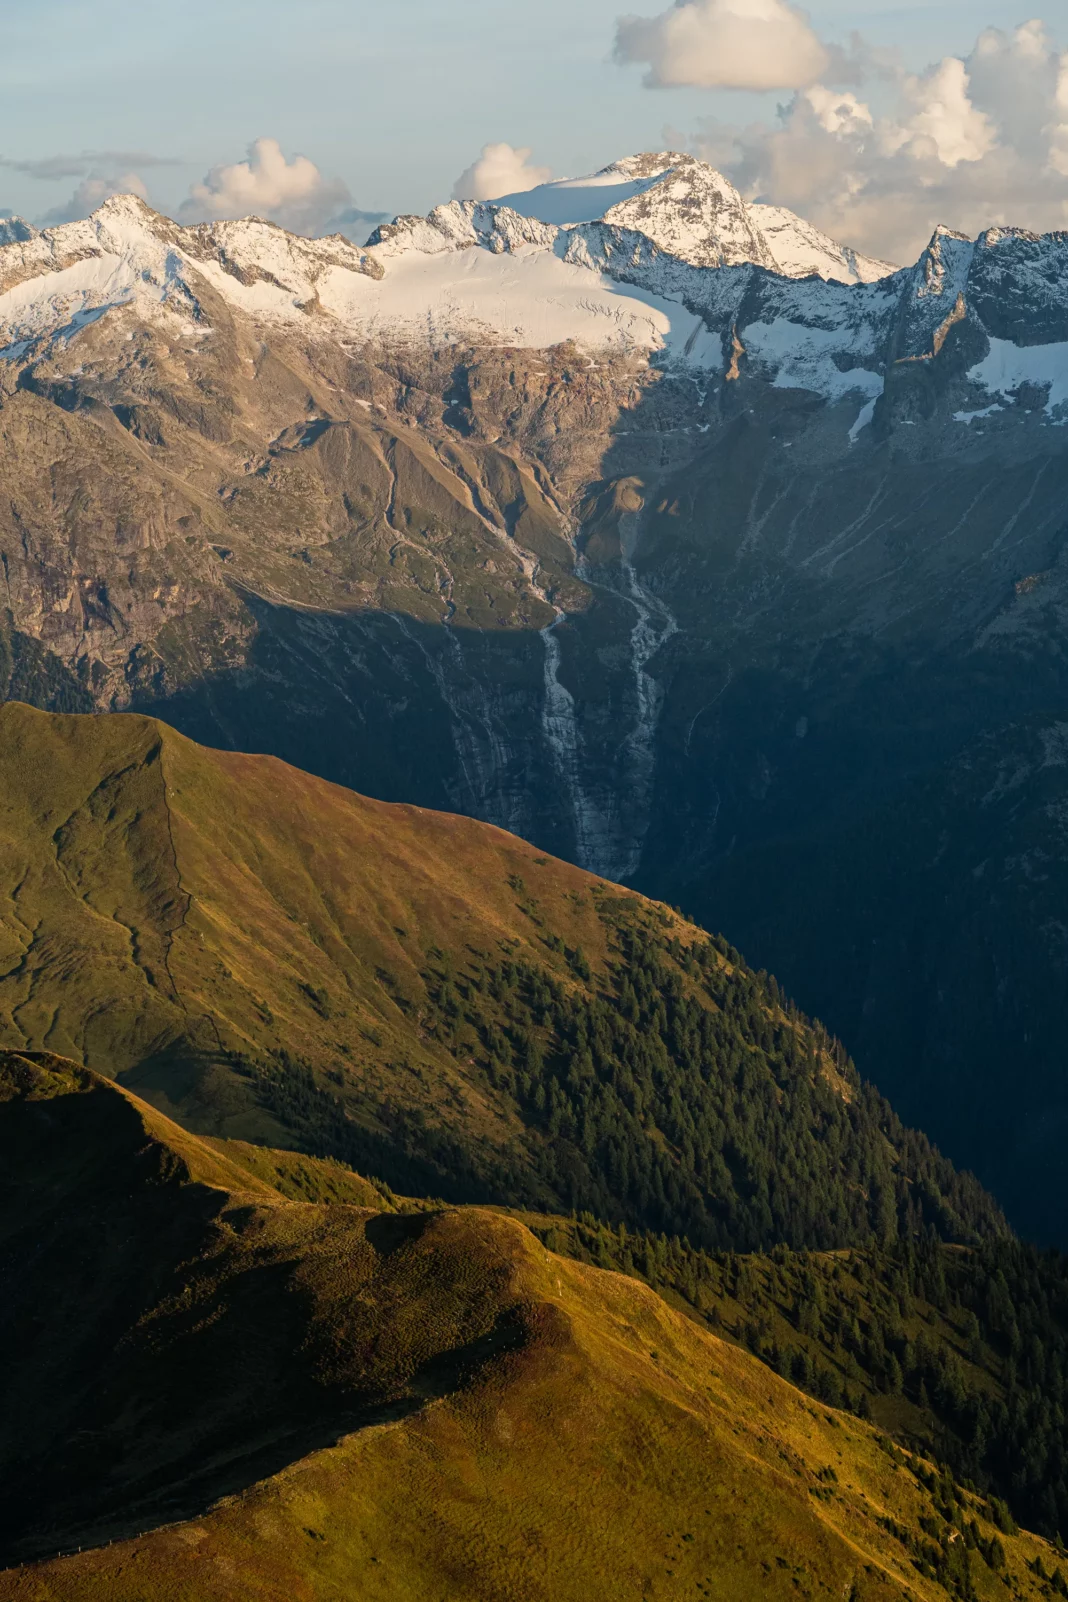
[489,151,898,285]
[92,192,158,222]
[749,201,898,285]
[609,150,685,178]
[0,216,36,247]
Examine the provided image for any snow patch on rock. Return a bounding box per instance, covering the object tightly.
[849,396,880,442]
[958,337,1068,422]
[741,317,885,403]
[750,203,897,286]
[0,217,36,247]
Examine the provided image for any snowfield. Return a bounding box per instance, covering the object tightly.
[315,243,724,362]
[0,253,142,350]
[492,171,665,228]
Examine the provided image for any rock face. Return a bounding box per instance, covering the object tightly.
[3,165,1068,1237]
[0,217,36,247]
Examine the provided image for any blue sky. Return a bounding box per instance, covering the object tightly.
[0,0,1065,229]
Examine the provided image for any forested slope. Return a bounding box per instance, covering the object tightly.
[0,702,1002,1257]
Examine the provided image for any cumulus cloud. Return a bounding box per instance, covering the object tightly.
[0,141,387,240]
[614,0,830,92]
[893,57,997,167]
[42,171,150,225]
[692,20,1068,263]
[452,143,553,201]
[180,137,365,237]
[804,86,873,137]
[1051,53,1068,176]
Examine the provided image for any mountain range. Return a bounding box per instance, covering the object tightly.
[1,147,1067,1257]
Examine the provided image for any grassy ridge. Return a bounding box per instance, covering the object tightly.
[213,1140,1068,1549]
[511,1209,1068,1544]
[0,1054,1057,1602]
[0,1051,526,1564]
[0,700,637,1172]
[6,705,1061,1594]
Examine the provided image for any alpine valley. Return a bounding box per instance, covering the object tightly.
[1,149,1067,1247]
[4,704,1068,1601]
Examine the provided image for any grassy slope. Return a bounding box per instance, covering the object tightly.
[0,698,626,1155]
[510,1210,1006,1429]
[0,1054,1056,1602]
[507,1212,1053,1495]
[0,1050,527,1562]
[201,1137,406,1209]
[0,702,1001,1254]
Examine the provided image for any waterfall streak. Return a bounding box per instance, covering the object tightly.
[539,510,678,883]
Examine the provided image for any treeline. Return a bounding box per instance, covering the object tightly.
[238,1019,1068,1552]
[238,896,1005,1256]
[422,911,1005,1253]
[236,1048,541,1208]
[534,1210,1068,1544]
[878,1458,1017,1602]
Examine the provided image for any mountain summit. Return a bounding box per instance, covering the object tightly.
[486,151,898,283]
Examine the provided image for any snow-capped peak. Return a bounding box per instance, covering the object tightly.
[486,153,897,285]
[0,162,900,384]
[493,153,773,273]
[6,172,1068,452]
[0,195,385,363]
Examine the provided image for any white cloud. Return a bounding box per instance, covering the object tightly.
[1049,50,1068,176]
[452,143,553,201]
[614,0,830,92]
[0,151,175,226]
[805,87,873,137]
[894,57,997,168]
[42,170,149,226]
[180,137,353,236]
[693,20,1068,263]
